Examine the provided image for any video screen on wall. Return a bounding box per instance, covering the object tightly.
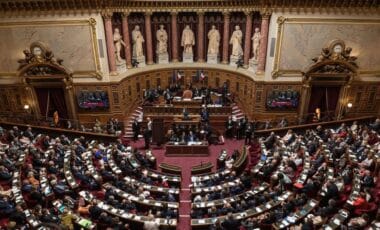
[76,90,109,110]
[266,90,300,110]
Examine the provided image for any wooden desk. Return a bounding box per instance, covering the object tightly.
[191,162,213,175]
[165,142,209,156]
[0,121,118,142]
[191,191,292,228]
[173,116,201,126]
[159,163,182,175]
[172,99,202,107]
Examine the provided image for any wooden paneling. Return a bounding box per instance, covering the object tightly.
[0,85,29,116]
[346,83,380,116]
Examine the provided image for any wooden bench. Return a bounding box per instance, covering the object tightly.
[159,163,182,175]
[233,147,248,173]
[191,162,213,175]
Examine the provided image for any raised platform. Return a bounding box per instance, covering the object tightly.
[165,142,209,156]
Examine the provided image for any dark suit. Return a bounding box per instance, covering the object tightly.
[222,218,240,230]
[132,121,140,141]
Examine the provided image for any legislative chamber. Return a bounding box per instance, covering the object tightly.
[0,0,379,229]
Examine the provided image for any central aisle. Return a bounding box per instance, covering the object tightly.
[131,139,245,230]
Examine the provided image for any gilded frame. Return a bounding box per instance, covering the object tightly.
[0,18,102,80]
[272,17,380,79]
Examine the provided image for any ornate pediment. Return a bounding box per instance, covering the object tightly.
[18,41,71,77]
[305,40,358,77]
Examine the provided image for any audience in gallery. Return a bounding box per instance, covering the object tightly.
[0,117,379,229]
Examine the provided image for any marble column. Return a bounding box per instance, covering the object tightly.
[243,11,253,67]
[197,12,205,62]
[103,13,117,74]
[121,12,132,68]
[171,12,179,62]
[222,12,231,64]
[145,12,154,65]
[257,12,271,73]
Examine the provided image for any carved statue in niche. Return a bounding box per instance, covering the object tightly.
[251,27,261,60]
[132,25,145,58]
[207,25,220,55]
[113,28,126,65]
[156,24,168,55]
[181,25,195,54]
[229,25,243,58]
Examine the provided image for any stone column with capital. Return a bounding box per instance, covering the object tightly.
[103,13,117,75]
[197,12,205,62]
[222,12,231,64]
[257,12,270,73]
[145,12,154,65]
[121,13,132,68]
[171,12,179,62]
[243,12,253,67]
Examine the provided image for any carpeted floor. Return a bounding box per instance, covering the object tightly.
[130,139,245,230]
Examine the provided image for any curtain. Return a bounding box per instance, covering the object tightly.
[35,88,49,119]
[308,86,341,117]
[50,88,68,119]
[34,87,68,119]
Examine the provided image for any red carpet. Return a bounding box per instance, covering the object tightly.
[130,139,245,230]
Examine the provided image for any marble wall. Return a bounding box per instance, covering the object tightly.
[0,20,97,74]
[277,19,380,72]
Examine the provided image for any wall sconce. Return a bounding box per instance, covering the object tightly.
[347,102,353,109]
[24,104,31,114]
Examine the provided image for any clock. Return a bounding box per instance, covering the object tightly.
[32,46,42,56]
[333,44,343,54]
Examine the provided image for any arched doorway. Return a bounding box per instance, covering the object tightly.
[17,41,77,125]
[299,40,358,122]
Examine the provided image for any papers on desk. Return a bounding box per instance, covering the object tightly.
[198,219,206,224]
[333,219,341,225]
[287,216,296,223]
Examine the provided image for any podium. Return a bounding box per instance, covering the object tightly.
[152,118,164,145]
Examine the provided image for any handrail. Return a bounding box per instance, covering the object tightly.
[255,115,376,136]
[0,120,119,141]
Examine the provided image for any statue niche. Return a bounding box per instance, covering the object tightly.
[18,41,70,77]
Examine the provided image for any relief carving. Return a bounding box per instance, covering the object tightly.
[17,41,71,77]
[307,40,358,75]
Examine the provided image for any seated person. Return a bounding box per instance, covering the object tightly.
[182,108,190,120]
[182,89,193,99]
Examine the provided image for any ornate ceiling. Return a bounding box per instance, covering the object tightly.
[0,0,378,15]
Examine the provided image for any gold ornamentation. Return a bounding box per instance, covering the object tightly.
[272,17,380,78]
[0,18,102,80]
[311,39,357,67]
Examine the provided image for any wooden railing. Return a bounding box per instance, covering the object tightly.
[255,115,376,136]
[0,120,118,142]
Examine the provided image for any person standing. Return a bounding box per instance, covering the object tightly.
[132,119,140,142]
[245,122,252,145]
[225,116,234,139]
[143,128,150,150]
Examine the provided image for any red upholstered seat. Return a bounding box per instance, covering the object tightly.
[354,202,378,216]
